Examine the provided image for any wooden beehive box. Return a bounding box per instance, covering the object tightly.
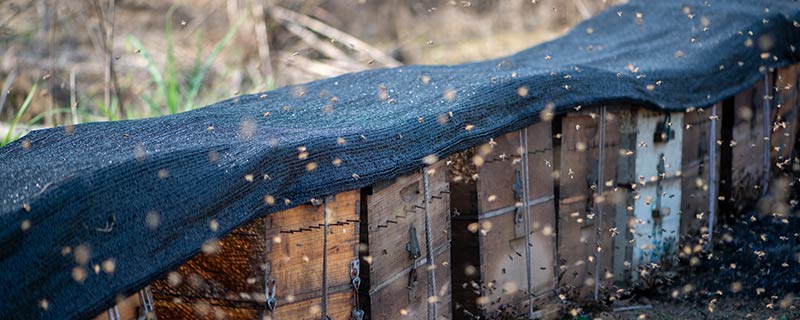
[556,108,622,291]
[358,161,452,320]
[720,76,770,215]
[447,122,556,318]
[771,64,799,171]
[613,108,683,281]
[679,104,722,241]
[148,191,360,320]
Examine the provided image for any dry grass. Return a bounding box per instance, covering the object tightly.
[0,0,620,139]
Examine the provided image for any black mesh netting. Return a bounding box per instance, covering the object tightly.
[1,0,799,318]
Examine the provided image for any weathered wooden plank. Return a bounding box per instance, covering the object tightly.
[679,105,722,241]
[361,161,452,320]
[615,109,683,277]
[556,109,620,292]
[448,121,557,318]
[728,77,769,212]
[772,65,799,168]
[476,201,555,312]
[267,191,360,300]
[367,250,452,320]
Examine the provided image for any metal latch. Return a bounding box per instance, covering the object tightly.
[651,154,666,220]
[406,226,421,302]
[265,279,277,313]
[653,113,675,143]
[698,131,708,175]
[137,287,155,320]
[513,169,526,238]
[584,160,599,224]
[406,226,421,260]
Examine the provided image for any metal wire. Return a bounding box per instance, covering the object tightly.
[422,168,437,320]
[264,208,278,318]
[762,74,771,196]
[107,305,120,320]
[139,286,155,319]
[594,106,607,301]
[321,199,330,319]
[707,104,718,251]
[519,129,534,318]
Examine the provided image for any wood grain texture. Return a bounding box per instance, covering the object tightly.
[449,122,557,318]
[475,122,555,214]
[772,65,798,166]
[363,161,452,320]
[557,110,620,292]
[476,201,556,314]
[679,105,722,239]
[730,78,768,211]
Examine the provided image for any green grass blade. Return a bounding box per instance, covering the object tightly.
[190,30,204,87]
[2,81,38,146]
[97,96,120,121]
[140,94,162,116]
[183,22,239,112]
[164,6,180,114]
[127,35,169,110]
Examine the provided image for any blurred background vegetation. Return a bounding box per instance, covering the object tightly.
[0,0,623,145]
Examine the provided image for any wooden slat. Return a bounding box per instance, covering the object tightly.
[476,201,555,312]
[368,250,452,320]
[557,109,620,291]
[267,191,360,298]
[363,161,452,320]
[729,78,768,211]
[772,65,799,166]
[679,105,722,239]
[618,109,683,279]
[448,121,557,318]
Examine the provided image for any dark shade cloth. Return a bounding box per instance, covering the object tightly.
[1,0,799,318]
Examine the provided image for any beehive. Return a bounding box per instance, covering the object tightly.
[358,161,452,320]
[556,108,622,291]
[614,108,683,280]
[679,104,721,242]
[771,65,799,174]
[447,122,556,318]
[719,76,771,217]
[98,167,455,320]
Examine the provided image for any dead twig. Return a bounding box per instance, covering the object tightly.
[279,51,352,78]
[0,0,34,31]
[0,69,17,118]
[573,0,593,19]
[251,0,274,87]
[268,5,400,67]
[103,0,123,119]
[82,0,124,119]
[69,66,78,125]
[281,18,355,65]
